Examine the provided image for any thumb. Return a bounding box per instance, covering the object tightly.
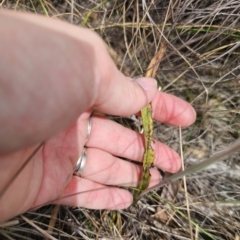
[94,74,158,115]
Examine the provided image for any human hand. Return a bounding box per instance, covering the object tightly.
[0,10,196,223]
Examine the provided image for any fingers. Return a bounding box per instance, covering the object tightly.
[87,116,181,173]
[37,91,195,211]
[60,177,133,210]
[94,76,158,116]
[152,91,196,126]
[80,148,161,187]
[85,91,195,174]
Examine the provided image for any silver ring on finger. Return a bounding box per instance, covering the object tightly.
[74,149,87,176]
[74,115,92,176]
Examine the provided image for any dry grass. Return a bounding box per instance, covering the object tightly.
[0,0,240,239]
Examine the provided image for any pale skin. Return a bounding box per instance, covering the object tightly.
[0,10,196,223]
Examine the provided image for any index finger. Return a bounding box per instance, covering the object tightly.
[152,91,196,127]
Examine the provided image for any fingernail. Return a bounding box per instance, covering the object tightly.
[135,77,157,91]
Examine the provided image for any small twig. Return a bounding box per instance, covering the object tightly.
[179,126,193,239]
